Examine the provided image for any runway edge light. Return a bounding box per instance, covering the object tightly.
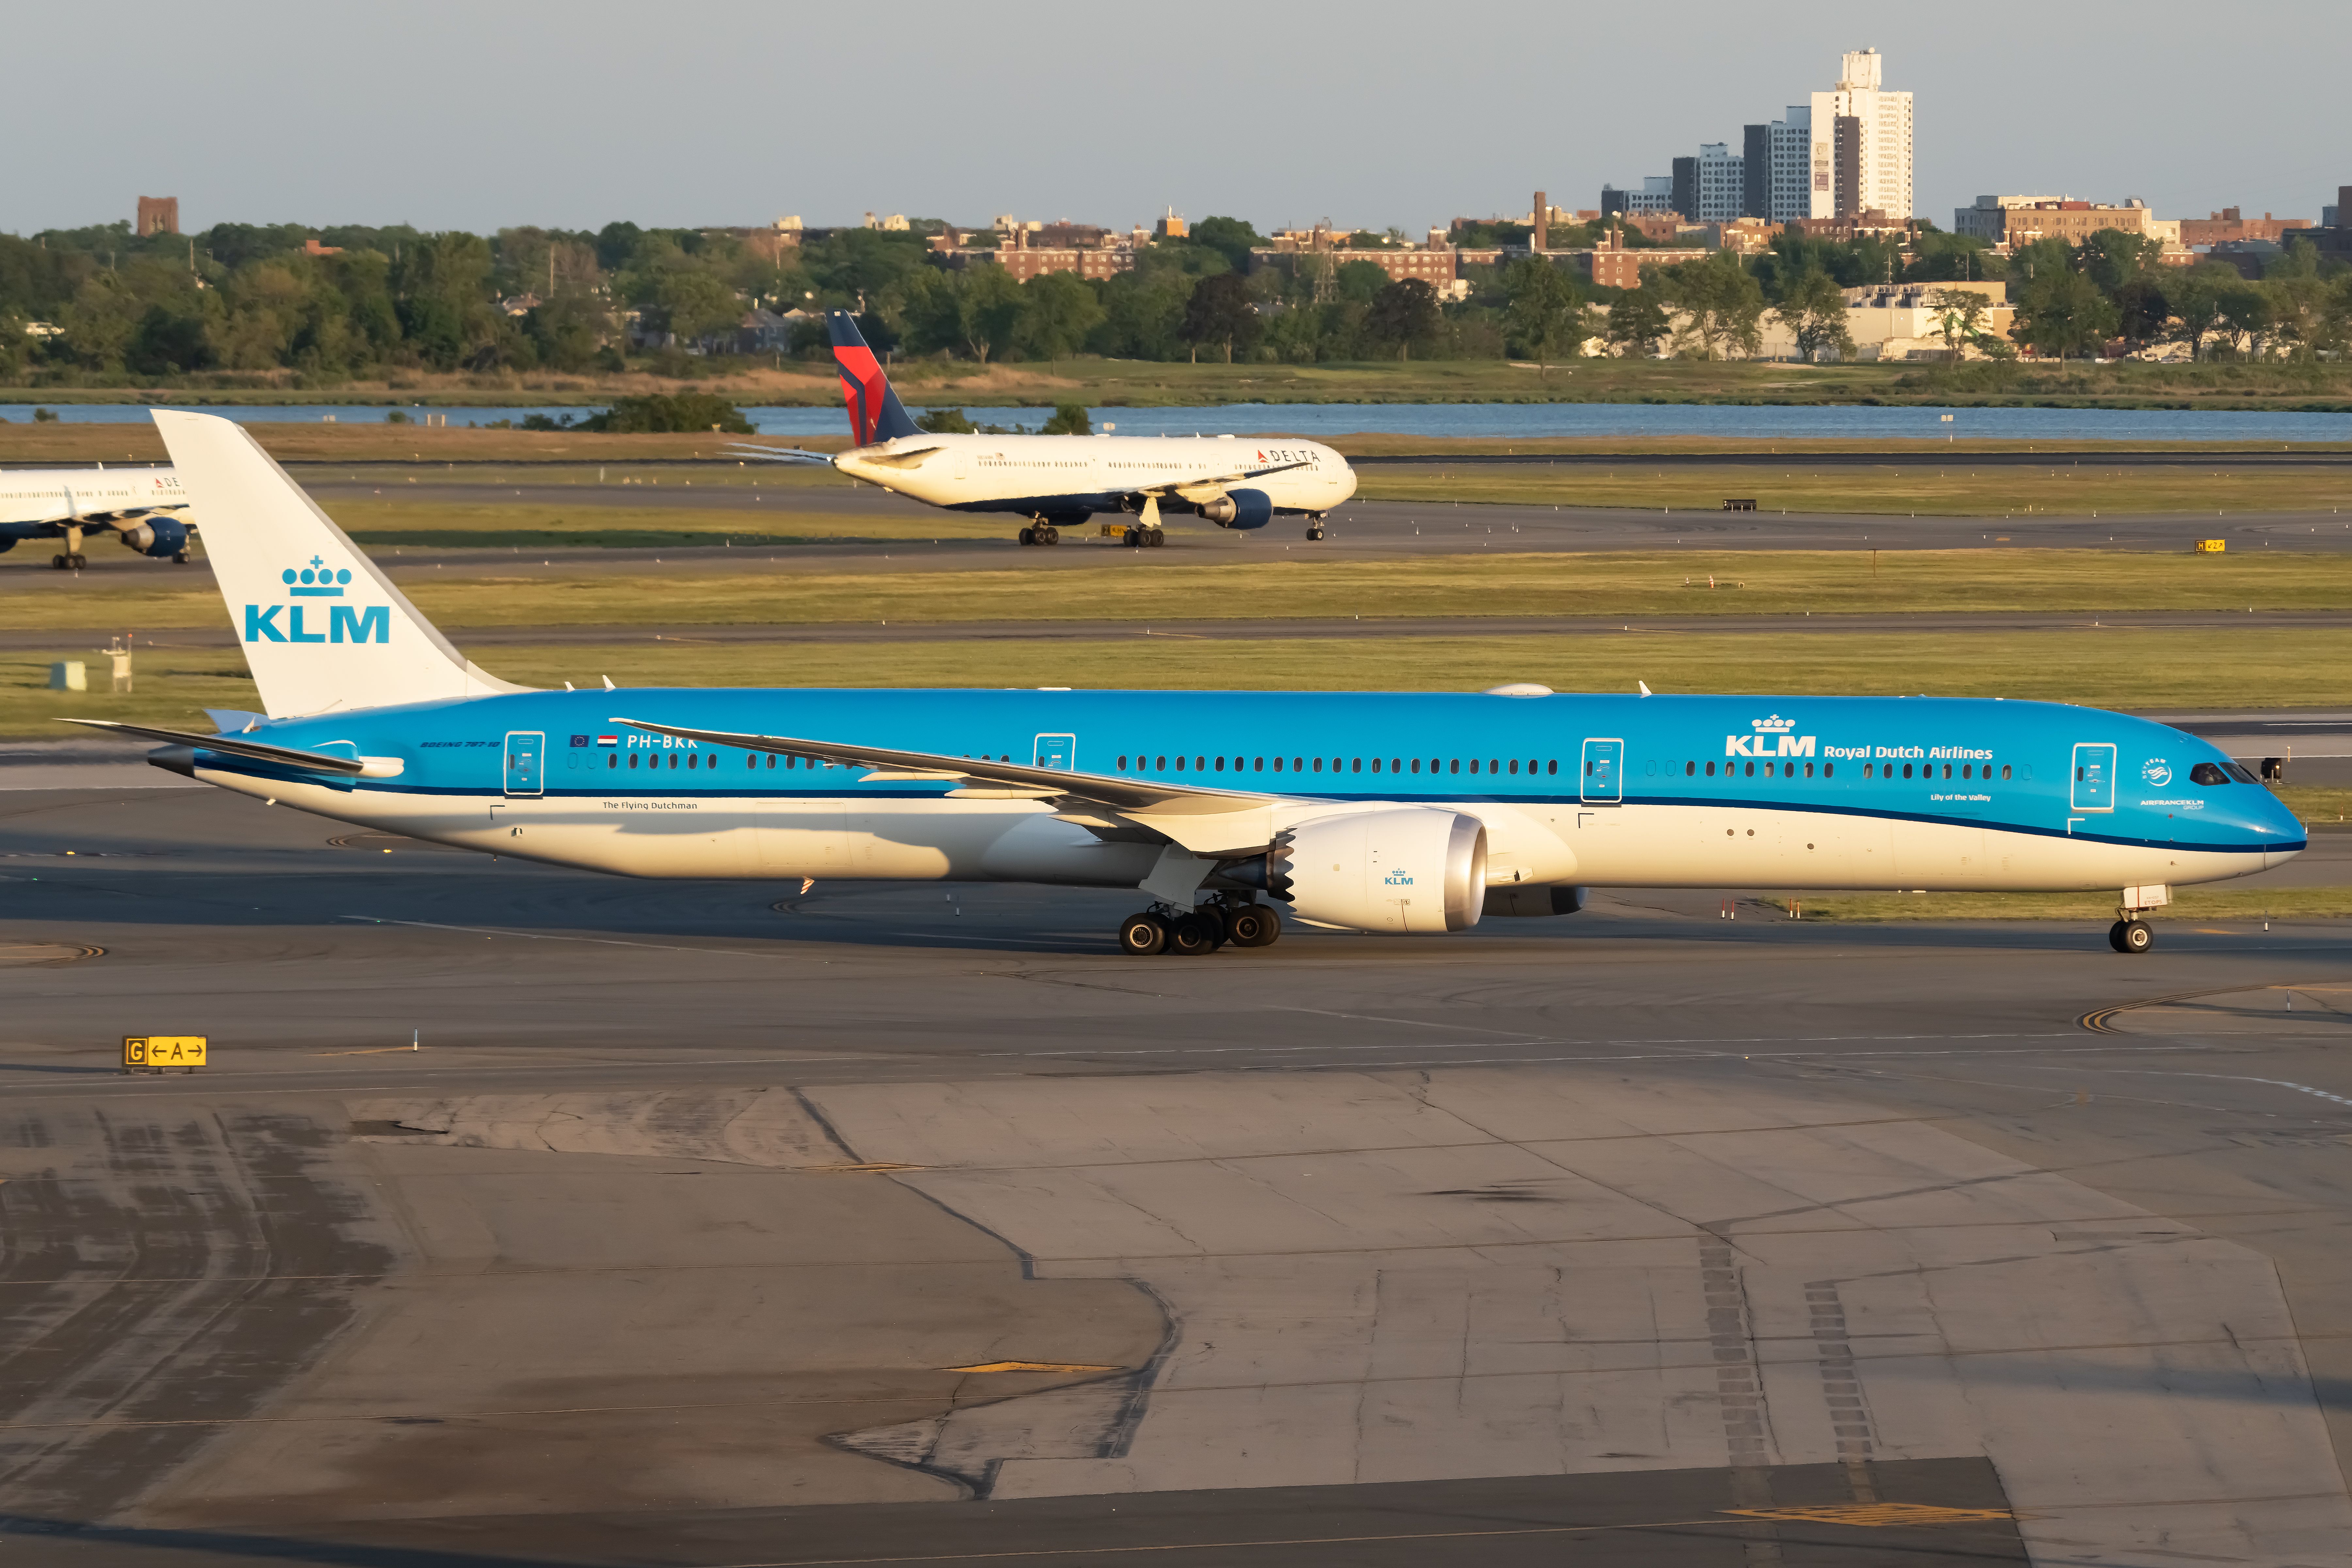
[124,1036,207,1074]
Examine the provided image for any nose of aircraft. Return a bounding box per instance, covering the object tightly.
[2253,782,2308,866]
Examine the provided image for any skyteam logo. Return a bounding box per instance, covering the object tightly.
[2141,757,2173,786]
[1726,713,1815,757]
[244,555,390,645]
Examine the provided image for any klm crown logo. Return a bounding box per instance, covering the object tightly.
[245,556,389,646]
[284,556,350,598]
[1751,715,1797,733]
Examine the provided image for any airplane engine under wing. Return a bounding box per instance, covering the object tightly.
[1228,807,1487,932]
[1196,487,1275,529]
[119,516,191,558]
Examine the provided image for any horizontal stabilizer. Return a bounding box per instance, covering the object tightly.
[722,444,835,465]
[59,718,370,775]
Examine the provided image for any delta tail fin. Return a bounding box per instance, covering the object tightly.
[827,310,921,446]
[151,411,527,719]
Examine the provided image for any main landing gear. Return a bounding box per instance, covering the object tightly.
[1124,526,1165,548]
[1017,523,1061,546]
[2108,918,2155,954]
[51,554,89,570]
[1117,899,1282,956]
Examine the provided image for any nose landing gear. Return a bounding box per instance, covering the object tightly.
[2108,919,2154,953]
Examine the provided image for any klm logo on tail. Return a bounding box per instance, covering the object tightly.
[244,555,390,644]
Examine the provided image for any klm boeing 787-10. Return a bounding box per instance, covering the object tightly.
[66,410,2302,957]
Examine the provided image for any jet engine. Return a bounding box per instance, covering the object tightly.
[1195,487,1273,529]
[118,516,191,558]
[1228,807,1487,932]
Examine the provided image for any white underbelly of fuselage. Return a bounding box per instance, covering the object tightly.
[198,770,2271,895]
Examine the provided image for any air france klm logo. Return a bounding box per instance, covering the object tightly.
[244,555,390,645]
[1726,713,1815,758]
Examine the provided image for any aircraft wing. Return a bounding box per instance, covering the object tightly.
[611,717,1291,856]
[1138,458,1313,497]
[58,719,370,775]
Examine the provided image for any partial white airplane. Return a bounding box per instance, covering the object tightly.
[0,464,193,567]
[732,312,1355,546]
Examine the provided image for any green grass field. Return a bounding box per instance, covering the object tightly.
[16,627,2352,739]
[1358,463,2352,517]
[15,549,2352,633]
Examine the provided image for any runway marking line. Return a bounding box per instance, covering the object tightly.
[1727,1503,2011,1527]
[942,1361,1119,1374]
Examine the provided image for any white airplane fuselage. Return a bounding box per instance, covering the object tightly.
[0,465,186,526]
[833,432,1355,521]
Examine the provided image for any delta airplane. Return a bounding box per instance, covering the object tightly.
[68,410,2301,957]
[732,312,1355,546]
[1,463,194,567]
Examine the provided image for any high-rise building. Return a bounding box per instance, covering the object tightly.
[1808,49,1912,219]
[1601,176,1678,218]
[1740,107,1813,221]
[1696,143,1743,222]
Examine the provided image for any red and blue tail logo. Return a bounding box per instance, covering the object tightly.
[827,312,920,445]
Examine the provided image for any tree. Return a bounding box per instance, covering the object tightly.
[1187,216,1266,273]
[1605,289,1670,356]
[1500,257,1587,374]
[1039,401,1092,434]
[650,267,741,347]
[1364,278,1441,360]
[1180,273,1260,363]
[1924,287,1999,361]
[1011,271,1105,363]
[2165,266,2238,360]
[1772,268,1854,362]
[580,393,753,434]
[1653,252,1763,359]
[2112,276,2171,352]
[2013,267,2117,360]
[2216,282,2277,359]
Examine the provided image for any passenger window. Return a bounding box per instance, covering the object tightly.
[1214,756,1225,771]
[687,753,698,769]
[2189,762,2230,786]
[1470,760,1481,774]
[1706,760,1716,776]
[1744,761,1755,777]
[1903,763,1913,779]
[1118,754,1128,770]
[1156,754,1166,769]
[1175,756,1186,772]
[1942,764,1953,780]
[1295,758,1305,771]
[1863,763,1873,778]
[1507,759,1518,775]
[1804,762,1814,778]
[1450,759,1460,774]
[1352,758,1361,773]
[1255,757,1265,771]
[1410,758,1421,773]
[1196,756,1206,770]
[1273,757,1284,772]
[2002,764,2011,780]
[1312,757,1323,772]
[1823,763,1833,778]
[1489,760,1499,774]
[1549,760,1559,775]
[1372,758,1383,773]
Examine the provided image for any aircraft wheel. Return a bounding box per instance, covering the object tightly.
[173,551,190,564]
[1228,905,1283,948]
[2119,919,2154,953]
[1118,911,1168,956]
[1125,528,1144,547]
[1147,528,1166,548]
[1017,526,1036,546]
[1167,915,1216,956]
[1039,525,1060,545]
[1306,526,1325,541]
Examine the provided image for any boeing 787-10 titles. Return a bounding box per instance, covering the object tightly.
[731,312,1356,546]
[69,412,2302,957]
[2,463,193,566]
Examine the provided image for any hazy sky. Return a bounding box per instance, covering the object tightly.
[12,0,2346,238]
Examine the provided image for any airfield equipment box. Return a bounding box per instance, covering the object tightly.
[1722,498,1758,512]
[124,1036,207,1072]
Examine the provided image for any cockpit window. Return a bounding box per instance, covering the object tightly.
[2221,761,2260,784]
[2189,762,2231,786]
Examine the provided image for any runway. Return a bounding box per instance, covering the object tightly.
[5,786,2352,1566]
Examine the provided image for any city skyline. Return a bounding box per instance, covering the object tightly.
[6,0,2345,239]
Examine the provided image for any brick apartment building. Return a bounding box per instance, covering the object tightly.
[2178,206,2315,246]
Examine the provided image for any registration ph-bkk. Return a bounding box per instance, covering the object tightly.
[124,1036,207,1074]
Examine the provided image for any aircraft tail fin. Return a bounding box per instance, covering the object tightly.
[827,310,922,446]
[150,411,527,719]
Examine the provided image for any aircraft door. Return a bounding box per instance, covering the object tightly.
[1034,733,1076,771]
[503,731,544,797]
[2070,742,2116,812]
[1580,738,1624,804]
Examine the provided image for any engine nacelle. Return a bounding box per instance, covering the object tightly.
[1196,487,1273,529]
[119,515,191,558]
[1484,884,1586,917]
[1243,807,1486,932]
